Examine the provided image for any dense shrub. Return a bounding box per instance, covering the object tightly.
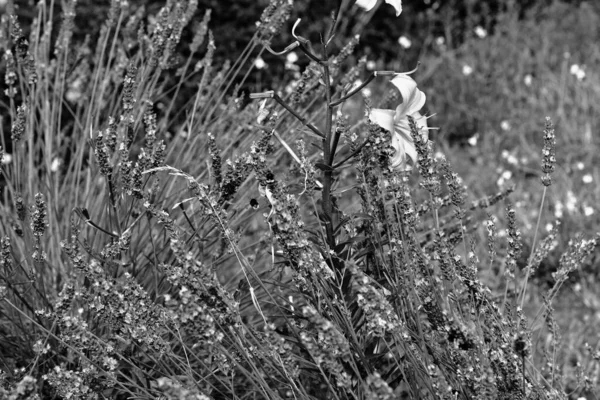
[0,0,598,399]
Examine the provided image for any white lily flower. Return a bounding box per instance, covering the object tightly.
[369,74,428,171]
[355,0,402,16]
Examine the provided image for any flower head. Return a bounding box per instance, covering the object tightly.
[369,74,428,171]
[355,0,402,16]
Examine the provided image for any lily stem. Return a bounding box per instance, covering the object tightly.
[321,31,335,248]
[271,93,325,138]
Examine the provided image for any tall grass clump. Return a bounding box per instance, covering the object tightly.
[0,0,598,398]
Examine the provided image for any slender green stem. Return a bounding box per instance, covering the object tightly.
[320,31,336,248]
[330,73,376,107]
[519,185,547,309]
[271,93,326,138]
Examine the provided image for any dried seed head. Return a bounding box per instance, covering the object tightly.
[256,0,293,47]
[408,115,439,193]
[440,157,466,218]
[122,63,138,115]
[94,140,112,177]
[54,0,77,56]
[151,140,166,169]
[1,237,12,273]
[30,193,47,237]
[486,213,497,259]
[15,193,26,221]
[504,201,522,279]
[331,35,360,68]
[10,16,37,85]
[541,117,556,186]
[4,50,17,97]
[11,103,27,142]
[105,116,118,152]
[190,9,211,53]
[208,133,222,187]
[143,101,157,149]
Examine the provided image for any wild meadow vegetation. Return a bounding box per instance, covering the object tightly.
[0,0,599,398]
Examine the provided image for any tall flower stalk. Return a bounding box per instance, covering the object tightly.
[519,117,556,308]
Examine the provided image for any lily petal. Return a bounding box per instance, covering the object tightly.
[385,0,403,16]
[390,74,426,117]
[355,0,378,11]
[356,0,402,16]
[369,108,396,134]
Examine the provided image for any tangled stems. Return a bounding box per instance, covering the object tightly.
[252,5,402,259]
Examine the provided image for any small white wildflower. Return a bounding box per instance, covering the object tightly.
[462,64,473,76]
[570,64,580,75]
[366,60,377,71]
[503,151,518,165]
[524,74,533,86]
[254,57,266,70]
[496,170,512,187]
[554,201,564,218]
[576,162,585,170]
[286,51,298,64]
[66,77,83,102]
[362,88,372,97]
[435,36,445,46]
[103,357,119,371]
[434,151,445,160]
[545,223,553,232]
[570,64,586,80]
[50,157,62,172]
[474,26,487,38]
[583,205,594,216]
[467,133,479,146]
[398,35,412,49]
[355,0,402,16]
[566,191,577,212]
[500,120,511,131]
[582,174,593,184]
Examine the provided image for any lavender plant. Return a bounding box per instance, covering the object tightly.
[0,0,598,399]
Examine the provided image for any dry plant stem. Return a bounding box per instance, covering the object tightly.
[519,185,547,309]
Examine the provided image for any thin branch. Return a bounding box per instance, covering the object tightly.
[250,91,326,138]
